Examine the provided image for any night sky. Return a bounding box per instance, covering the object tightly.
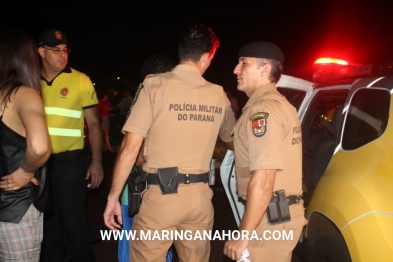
[2,1,393,105]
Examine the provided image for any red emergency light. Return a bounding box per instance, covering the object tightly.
[312,57,371,82]
[314,57,349,66]
[313,57,393,82]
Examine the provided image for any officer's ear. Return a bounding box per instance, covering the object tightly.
[199,52,212,74]
[201,53,210,63]
[38,47,45,58]
[261,63,272,77]
[208,48,216,60]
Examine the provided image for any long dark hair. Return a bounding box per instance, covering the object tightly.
[0,30,41,106]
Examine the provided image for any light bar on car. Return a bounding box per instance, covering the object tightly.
[314,58,348,65]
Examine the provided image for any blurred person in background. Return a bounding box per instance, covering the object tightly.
[117,88,133,127]
[0,30,50,261]
[99,92,115,153]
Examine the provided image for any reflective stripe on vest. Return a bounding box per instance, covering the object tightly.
[48,127,82,137]
[45,107,82,118]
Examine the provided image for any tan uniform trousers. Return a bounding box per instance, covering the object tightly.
[248,201,307,262]
[131,182,214,262]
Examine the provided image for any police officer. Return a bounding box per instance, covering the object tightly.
[224,41,307,261]
[104,24,235,262]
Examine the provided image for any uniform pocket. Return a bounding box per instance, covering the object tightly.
[202,187,214,200]
[146,191,179,203]
[283,203,307,230]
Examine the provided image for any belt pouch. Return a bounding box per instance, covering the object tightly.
[157,167,179,194]
[276,190,291,222]
[266,190,291,225]
[266,194,280,224]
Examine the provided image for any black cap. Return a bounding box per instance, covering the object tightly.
[238,41,284,62]
[38,29,72,48]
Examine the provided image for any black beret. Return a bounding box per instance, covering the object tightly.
[238,41,284,62]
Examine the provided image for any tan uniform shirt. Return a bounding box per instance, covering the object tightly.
[123,64,235,174]
[234,83,302,198]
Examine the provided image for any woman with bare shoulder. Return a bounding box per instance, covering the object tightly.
[0,30,50,261]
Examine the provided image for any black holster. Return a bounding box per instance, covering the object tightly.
[127,166,147,216]
[266,190,291,225]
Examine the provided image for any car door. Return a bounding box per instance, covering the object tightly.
[305,76,393,261]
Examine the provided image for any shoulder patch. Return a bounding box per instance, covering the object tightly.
[250,112,269,137]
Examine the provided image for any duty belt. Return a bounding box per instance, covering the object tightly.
[146,172,209,185]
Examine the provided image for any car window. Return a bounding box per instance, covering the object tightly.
[301,89,349,200]
[302,90,349,141]
[342,89,390,150]
[277,87,306,111]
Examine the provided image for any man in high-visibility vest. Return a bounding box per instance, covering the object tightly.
[38,28,104,262]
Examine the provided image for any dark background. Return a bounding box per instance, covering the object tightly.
[2,2,391,260]
[2,0,393,106]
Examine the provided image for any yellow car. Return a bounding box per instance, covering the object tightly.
[305,76,393,261]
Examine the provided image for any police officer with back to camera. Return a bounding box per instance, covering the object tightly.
[224,41,307,261]
[103,24,236,261]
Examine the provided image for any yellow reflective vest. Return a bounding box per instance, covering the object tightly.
[40,67,98,154]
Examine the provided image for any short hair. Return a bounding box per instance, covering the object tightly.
[141,54,175,80]
[257,58,283,83]
[178,24,220,63]
[0,30,41,106]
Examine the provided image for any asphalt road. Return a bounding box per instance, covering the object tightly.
[86,151,303,262]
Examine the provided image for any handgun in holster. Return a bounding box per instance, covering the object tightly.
[266,189,291,225]
[127,166,147,216]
